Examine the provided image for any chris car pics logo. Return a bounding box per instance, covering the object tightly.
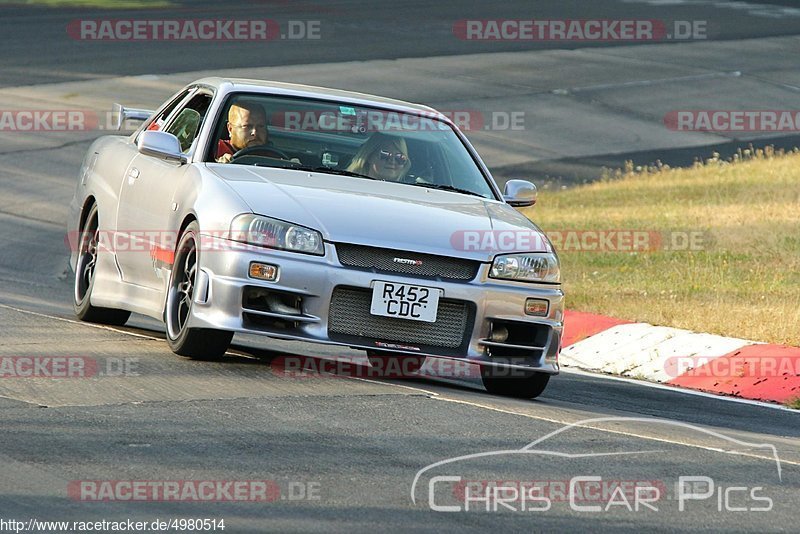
[411,417,781,514]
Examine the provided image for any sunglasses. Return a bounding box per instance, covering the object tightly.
[378,149,408,165]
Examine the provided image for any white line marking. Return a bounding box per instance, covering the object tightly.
[0,302,161,341]
[425,396,800,468]
[347,375,442,396]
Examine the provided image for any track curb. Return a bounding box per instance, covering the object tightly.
[561,310,800,405]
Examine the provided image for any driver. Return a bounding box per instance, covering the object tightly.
[215,101,269,163]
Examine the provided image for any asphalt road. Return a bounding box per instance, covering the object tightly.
[2,0,800,87]
[1,1,799,532]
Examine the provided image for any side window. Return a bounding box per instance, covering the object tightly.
[146,89,191,132]
[164,93,213,153]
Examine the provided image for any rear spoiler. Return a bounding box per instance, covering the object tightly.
[111,103,154,131]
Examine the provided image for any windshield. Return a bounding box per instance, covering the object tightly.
[208,93,497,199]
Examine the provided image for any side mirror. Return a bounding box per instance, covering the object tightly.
[503,179,537,207]
[137,131,187,164]
[112,103,154,131]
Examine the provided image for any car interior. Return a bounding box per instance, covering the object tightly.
[205,96,455,181]
[154,92,498,199]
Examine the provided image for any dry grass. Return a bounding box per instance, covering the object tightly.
[521,147,800,346]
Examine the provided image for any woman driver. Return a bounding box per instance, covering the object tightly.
[346,133,411,181]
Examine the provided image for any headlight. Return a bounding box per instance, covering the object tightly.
[490,253,560,283]
[230,214,324,255]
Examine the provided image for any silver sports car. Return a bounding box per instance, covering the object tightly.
[68,78,563,398]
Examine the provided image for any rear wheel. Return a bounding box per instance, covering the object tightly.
[366,351,426,378]
[480,367,550,399]
[165,222,232,360]
[73,203,131,326]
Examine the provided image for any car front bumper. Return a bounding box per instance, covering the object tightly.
[187,237,563,374]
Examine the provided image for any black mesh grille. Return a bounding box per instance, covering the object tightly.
[335,243,480,281]
[328,287,469,348]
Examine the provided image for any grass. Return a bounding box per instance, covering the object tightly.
[786,398,800,410]
[521,147,800,347]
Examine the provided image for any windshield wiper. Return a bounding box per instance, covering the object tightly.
[407,182,487,198]
[292,165,377,180]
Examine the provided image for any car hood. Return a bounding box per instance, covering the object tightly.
[207,164,550,261]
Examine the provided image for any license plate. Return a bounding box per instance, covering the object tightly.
[369,281,441,322]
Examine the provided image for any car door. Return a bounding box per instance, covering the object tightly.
[116,88,213,291]
[111,88,192,287]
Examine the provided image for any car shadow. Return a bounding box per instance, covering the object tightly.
[108,320,551,400]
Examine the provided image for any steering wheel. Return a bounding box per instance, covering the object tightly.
[230,145,289,161]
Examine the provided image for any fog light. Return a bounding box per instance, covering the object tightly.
[525,298,549,316]
[249,262,278,281]
[490,326,509,343]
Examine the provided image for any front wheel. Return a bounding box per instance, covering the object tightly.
[73,203,131,326]
[480,367,550,399]
[165,222,232,360]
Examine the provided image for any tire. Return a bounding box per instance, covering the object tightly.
[73,203,131,326]
[366,350,426,378]
[480,367,550,399]
[165,221,232,360]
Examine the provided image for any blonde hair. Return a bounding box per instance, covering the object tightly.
[346,133,411,179]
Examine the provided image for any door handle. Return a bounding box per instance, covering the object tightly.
[127,167,140,181]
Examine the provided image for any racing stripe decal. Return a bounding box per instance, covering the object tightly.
[150,246,174,267]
